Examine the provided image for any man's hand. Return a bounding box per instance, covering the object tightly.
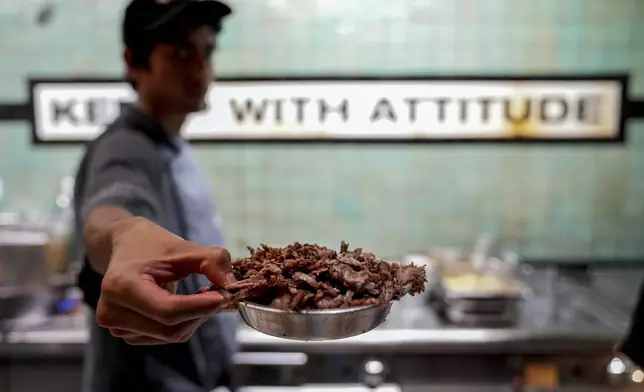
[95,216,232,345]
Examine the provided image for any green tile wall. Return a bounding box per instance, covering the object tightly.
[1,0,644,260]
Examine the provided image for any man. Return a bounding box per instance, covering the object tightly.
[72,1,237,391]
[621,284,644,368]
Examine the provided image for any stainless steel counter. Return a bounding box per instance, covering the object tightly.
[0,267,638,357]
[1,267,642,392]
[0,301,619,358]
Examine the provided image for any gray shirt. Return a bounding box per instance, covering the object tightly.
[73,104,237,392]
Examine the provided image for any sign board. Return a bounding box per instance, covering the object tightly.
[29,76,628,143]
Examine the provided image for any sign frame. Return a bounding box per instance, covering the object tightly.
[27,74,631,145]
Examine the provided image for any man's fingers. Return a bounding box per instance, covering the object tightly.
[103,249,228,324]
[164,244,232,288]
[226,272,237,284]
[198,247,231,288]
[181,317,208,341]
[97,300,203,341]
[103,276,226,325]
[217,302,238,312]
[109,320,208,345]
[127,317,208,346]
[155,290,226,325]
[109,328,137,339]
[124,336,171,346]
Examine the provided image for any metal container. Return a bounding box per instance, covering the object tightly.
[434,272,525,326]
[237,301,393,341]
[0,228,50,287]
[0,225,52,325]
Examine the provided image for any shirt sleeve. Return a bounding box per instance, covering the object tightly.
[81,130,163,223]
[621,281,644,367]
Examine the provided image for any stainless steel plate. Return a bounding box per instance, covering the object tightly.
[237,301,393,341]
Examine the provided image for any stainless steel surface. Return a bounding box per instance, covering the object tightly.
[231,268,633,354]
[1,266,642,391]
[2,267,638,354]
[237,301,393,341]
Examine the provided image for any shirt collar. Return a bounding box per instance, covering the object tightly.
[120,104,183,153]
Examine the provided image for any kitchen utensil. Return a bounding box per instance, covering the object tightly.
[441,273,525,300]
[236,301,393,341]
[434,267,525,326]
[444,301,519,326]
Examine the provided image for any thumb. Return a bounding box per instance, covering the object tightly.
[199,247,232,288]
[167,243,232,288]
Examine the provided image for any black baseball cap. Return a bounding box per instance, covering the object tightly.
[123,0,232,48]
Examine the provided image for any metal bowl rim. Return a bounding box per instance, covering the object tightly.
[237,300,391,315]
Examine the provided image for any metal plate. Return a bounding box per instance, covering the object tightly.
[237,301,393,341]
